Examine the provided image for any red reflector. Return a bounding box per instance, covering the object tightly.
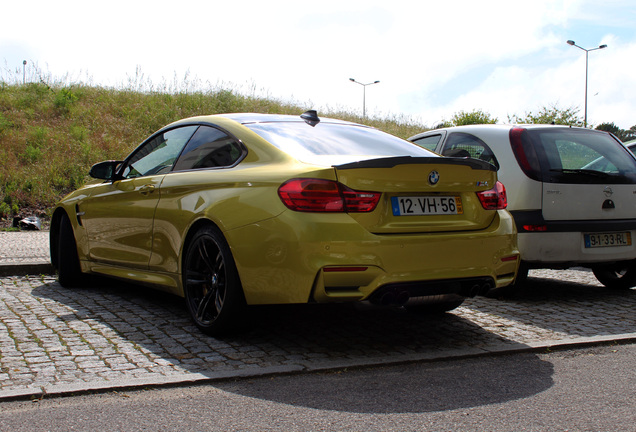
[323,267,368,272]
[501,255,519,262]
[522,225,548,232]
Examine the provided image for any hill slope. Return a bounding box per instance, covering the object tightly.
[0,83,427,225]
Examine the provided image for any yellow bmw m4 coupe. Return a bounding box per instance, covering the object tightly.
[50,111,519,335]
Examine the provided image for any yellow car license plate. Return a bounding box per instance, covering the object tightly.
[391,196,463,216]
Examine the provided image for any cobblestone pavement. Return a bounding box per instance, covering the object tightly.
[0,231,53,276]
[1,265,635,400]
[0,231,49,264]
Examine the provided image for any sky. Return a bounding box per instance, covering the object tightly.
[2,0,635,129]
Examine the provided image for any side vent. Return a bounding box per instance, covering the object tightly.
[75,204,84,226]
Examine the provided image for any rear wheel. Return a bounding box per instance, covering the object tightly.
[487,261,529,298]
[513,261,529,287]
[57,214,85,287]
[592,261,636,290]
[183,225,245,335]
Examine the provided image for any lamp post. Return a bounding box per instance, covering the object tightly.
[566,40,607,127]
[349,78,380,118]
[22,60,26,85]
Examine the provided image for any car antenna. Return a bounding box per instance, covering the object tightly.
[301,110,320,127]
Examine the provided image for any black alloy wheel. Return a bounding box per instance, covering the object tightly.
[183,225,245,335]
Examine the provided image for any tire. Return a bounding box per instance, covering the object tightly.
[404,295,465,315]
[183,225,245,335]
[592,261,636,290]
[487,261,529,298]
[513,261,529,287]
[57,214,85,288]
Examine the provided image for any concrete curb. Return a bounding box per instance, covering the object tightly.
[2,332,634,402]
[0,262,55,277]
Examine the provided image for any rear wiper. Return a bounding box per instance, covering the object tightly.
[550,168,611,178]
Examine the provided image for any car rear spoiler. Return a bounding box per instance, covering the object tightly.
[334,156,496,171]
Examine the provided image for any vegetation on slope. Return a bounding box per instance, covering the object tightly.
[0,82,426,222]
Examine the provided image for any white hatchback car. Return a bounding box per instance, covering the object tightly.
[409,125,636,289]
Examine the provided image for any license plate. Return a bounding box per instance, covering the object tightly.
[391,196,463,216]
[584,232,632,248]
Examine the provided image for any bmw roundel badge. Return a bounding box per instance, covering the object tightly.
[428,170,440,185]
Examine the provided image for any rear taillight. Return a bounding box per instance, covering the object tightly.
[509,127,542,181]
[278,178,381,213]
[477,181,507,210]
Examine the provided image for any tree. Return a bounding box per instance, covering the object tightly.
[595,122,636,142]
[508,104,583,126]
[435,109,497,129]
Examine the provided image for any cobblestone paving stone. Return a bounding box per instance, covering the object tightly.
[1,268,635,398]
[0,231,49,264]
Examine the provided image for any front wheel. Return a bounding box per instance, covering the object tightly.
[183,225,245,335]
[592,261,636,290]
[57,214,86,288]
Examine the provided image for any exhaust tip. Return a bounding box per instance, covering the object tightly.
[380,292,395,306]
[395,290,410,305]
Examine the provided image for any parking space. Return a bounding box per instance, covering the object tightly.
[1,269,634,399]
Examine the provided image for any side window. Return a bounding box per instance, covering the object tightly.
[441,132,500,169]
[412,134,443,151]
[173,126,243,171]
[122,126,198,179]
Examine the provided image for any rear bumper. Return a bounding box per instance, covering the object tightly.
[511,210,636,266]
[518,231,636,266]
[511,210,636,232]
[227,210,519,305]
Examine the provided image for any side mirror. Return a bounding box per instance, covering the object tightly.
[89,160,122,180]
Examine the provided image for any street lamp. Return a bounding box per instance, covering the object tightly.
[349,78,380,118]
[22,60,26,85]
[567,40,607,127]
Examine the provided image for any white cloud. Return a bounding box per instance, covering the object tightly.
[2,0,635,128]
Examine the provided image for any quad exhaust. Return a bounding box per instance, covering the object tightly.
[369,277,495,307]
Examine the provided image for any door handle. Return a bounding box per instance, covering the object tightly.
[139,184,156,195]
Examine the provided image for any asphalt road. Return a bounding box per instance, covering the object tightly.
[1,343,634,431]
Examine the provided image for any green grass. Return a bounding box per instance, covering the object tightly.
[0,79,428,221]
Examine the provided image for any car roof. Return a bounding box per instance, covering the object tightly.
[220,112,362,126]
[162,112,369,134]
[409,124,604,140]
[430,124,589,132]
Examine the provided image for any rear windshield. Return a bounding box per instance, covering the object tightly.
[245,121,436,165]
[517,128,636,184]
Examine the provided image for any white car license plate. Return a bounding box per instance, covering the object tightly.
[584,232,632,248]
[391,196,463,216]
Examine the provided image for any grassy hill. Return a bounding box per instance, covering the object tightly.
[0,82,428,224]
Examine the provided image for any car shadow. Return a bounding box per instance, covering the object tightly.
[212,350,554,414]
[27,277,537,364]
[24,276,557,412]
